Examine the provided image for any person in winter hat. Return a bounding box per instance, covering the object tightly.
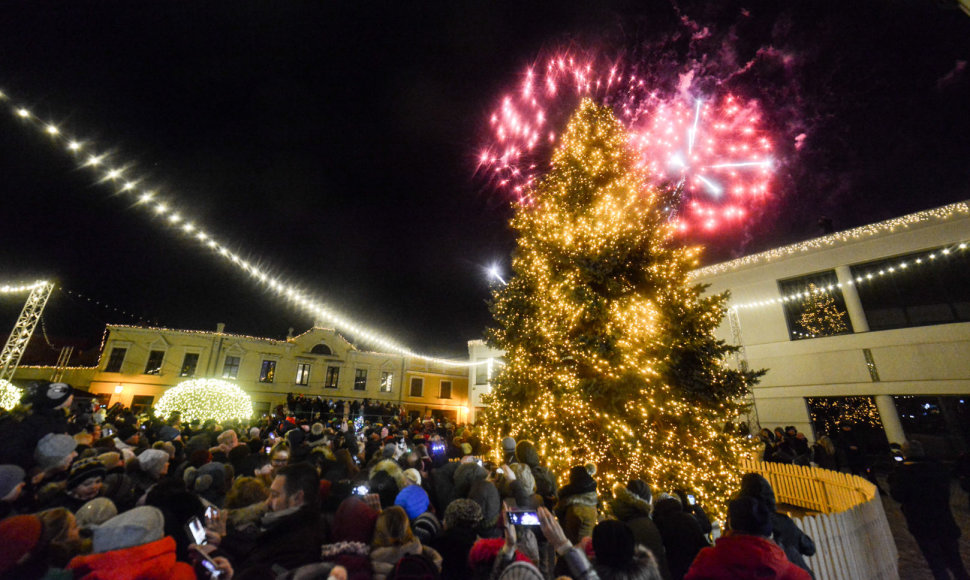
[514,440,558,508]
[554,464,598,544]
[75,497,118,529]
[684,496,811,580]
[0,464,26,519]
[501,437,517,464]
[739,473,816,578]
[34,432,79,473]
[66,505,195,579]
[610,480,671,580]
[652,493,709,580]
[592,519,663,580]
[395,484,441,544]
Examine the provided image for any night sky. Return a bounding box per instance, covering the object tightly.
[0,0,968,360]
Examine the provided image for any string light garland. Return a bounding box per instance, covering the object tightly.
[0,89,481,367]
[0,379,22,410]
[691,202,969,278]
[726,241,969,312]
[0,280,50,294]
[153,378,253,423]
[481,99,763,519]
[61,287,152,325]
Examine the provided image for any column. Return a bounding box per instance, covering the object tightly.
[835,265,869,332]
[875,394,907,445]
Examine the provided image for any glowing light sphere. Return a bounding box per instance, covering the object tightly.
[0,379,23,410]
[153,378,253,424]
[479,48,777,235]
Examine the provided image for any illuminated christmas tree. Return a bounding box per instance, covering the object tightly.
[481,99,763,512]
[798,284,849,337]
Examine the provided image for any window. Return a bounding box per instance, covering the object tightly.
[475,363,489,385]
[296,363,311,386]
[144,350,164,375]
[222,355,241,379]
[380,371,394,393]
[259,360,277,383]
[130,395,154,415]
[104,348,127,373]
[310,343,332,355]
[409,377,423,397]
[180,353,200,377]
[354,369,367,391]
[439,381,452,399]
[325,366,339,389]
[778,270,853,340]
[851,247,970,331]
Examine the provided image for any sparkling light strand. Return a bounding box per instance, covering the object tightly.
[1,90,481,367]
[726,240,969,311]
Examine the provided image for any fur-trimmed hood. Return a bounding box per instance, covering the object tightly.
[370,459,407,491]
[561,490,598,508]
[610,483,651,521]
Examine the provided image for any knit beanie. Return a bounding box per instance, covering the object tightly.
[138,449,170,478]
[26,381,74,410]
[728,496,773,537]
[499,561,544,580]
[98,451,122,471]
[395,484,430,520]
[0,515,42,573]
[93,506,165,553]
[333,496,379,543]
[592,519,636,567]
[0,464,25,499]
[626,479,652,504]
[403,468,422,487]
[67,457,107,490]
[460,443,473,456]
[444,498,483,529]
[34,433,78,471]
[501,437,517,454]
[75,497,118,528]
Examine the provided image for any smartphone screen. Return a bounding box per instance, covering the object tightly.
[687,494,696,506]
[205,506,218,520]
[353,484,369,496]
[186,516,207,545]
[507,510,541,526]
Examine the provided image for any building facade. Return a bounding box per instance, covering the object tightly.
[15,324,469,421]
[693,201,970,457]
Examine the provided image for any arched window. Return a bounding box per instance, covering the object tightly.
[310,343,332,356]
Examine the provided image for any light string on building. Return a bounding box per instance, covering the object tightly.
[61,287,152,325]
[726,240,968,312]
[0,89,483,367]
[691,201,970,278]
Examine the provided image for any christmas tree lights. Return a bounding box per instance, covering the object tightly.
[0,379,22,410]
[153,378,253,424]
[481,100,763,517]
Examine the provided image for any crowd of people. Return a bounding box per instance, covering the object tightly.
[0,380,965,579]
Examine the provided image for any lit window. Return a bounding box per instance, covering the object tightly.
[439,381,452,399]
[180,353,200,377]
[144,350,164,375]
[380,372,393,393]
[778,270,853,340]
[354,369,367,391]
[259,360,277,383]
[409,377,423,397]
[105,348,127,373]
[296,363,311,386]
[325,366,339,389]
[222,355,241,379]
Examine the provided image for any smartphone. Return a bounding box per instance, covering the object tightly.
[205,506,219,520]
[893,455,904,462]
[193,546,224,579]
[186,516,207,545]
[353,484,369,496]
[507,510,541,526]
[269,432,276,440]
[687,494,696,506]
[265,446,272,454]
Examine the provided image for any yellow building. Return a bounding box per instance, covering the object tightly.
[15,323,469,420]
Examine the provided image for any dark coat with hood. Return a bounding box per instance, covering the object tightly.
[555,466,598,544]
[609,484,671,580]
[652,497,709,580]
[889,455,961,540]
[739,473,816,578]
[430,525,479,580]
[428,461,461,515]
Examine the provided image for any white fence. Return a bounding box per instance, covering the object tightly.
[740,460,898,580]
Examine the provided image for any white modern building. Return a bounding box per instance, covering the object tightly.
[693,201,970,456]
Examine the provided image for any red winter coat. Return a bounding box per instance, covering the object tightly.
[66,536,195,580]
[684,534,812,580]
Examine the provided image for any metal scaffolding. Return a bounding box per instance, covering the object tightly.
[0,282,54,384]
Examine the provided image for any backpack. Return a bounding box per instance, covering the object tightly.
[388,553,440,580]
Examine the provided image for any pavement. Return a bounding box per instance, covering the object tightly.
[878,476,970,579]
